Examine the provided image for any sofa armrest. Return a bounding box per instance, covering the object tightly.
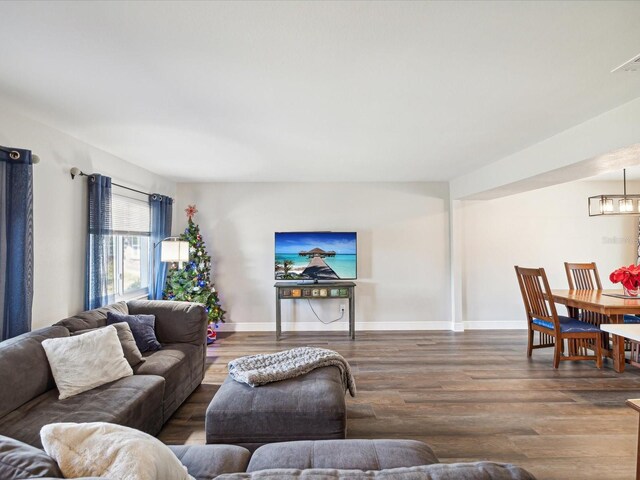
[248,440,438,472]
[127,300,207,346]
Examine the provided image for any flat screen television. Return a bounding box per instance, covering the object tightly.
[275,231,357,281]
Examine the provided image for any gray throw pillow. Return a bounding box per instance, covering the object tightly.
[111,323,146,366]
[71,324,145,367]
[0,434,63,479]
[107,312,162,353]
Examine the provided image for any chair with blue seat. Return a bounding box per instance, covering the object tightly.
[564,261,640,324]
[515,266,603,369]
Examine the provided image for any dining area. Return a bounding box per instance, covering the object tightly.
[515,262,640,372]
[515,261,640,479]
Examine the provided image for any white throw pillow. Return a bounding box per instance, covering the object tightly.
[42,325,133,399]
[41,422,194,480]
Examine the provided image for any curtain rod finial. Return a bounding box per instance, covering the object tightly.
[32,154,40,164]
[70,167,81,179]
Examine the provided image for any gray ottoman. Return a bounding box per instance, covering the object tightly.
[206,366,347,450]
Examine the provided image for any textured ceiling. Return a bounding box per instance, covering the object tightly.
[0,1,639,182]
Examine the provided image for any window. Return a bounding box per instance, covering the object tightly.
[111,194,150,300]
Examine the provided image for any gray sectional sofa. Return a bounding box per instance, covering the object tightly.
[0,299,207,448]
[1,435,536,479]
[0,299,536,479]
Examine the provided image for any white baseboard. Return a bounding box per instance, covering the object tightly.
[464,320,527,330]
[215,320,527,332]
[216,321,452,332]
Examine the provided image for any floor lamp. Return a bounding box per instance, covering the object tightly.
[151,237,190,299]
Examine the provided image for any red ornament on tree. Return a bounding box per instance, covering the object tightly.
[185,204,198,221]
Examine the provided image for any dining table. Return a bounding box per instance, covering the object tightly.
[551,289,640,373]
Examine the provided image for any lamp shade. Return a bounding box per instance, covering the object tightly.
[160,239,189,263]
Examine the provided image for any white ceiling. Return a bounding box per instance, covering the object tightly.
[0,1,639,182]
[588,166,640,182]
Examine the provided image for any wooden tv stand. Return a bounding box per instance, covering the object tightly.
[274,281,356,340]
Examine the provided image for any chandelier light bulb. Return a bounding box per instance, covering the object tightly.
[599,198,614,214]
[619,198,634,213]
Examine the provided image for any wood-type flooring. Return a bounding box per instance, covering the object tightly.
[159,330,640,480]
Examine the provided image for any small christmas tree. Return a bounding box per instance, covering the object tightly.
[163,205,225,342]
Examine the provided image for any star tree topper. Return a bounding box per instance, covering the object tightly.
[185,204,198,221]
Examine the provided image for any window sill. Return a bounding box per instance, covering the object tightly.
[115,290,149,303]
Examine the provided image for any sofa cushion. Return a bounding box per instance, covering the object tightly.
[206,366,346,446]
[107,311,162,353]
[0,434,63,479]
[0,326,69,419]
[215,462,536,479]
[41,422,193,480]
[248,440,438,472]
[54,301,129,333]
[134,343,202,422]
[170,444,251,480]
[42,326,133,400]
[0,375,164,448]
[128,300,206,346]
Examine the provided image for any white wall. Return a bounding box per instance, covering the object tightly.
[461,180,639,329]
[0,108,176,329]
[4,104,636,334]
[175,182,450,332]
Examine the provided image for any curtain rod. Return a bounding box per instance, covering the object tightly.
[69,168,154,197]
[0,145,40,164]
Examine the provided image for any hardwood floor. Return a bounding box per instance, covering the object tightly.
[159,330,640,480]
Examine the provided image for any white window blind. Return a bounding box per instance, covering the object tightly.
[112,194,150,236]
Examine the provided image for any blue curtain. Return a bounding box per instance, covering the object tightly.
[0,147,34,340]
[149,194,173,300]
[85,174,115,310]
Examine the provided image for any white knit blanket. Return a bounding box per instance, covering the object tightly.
[228,347,356,397]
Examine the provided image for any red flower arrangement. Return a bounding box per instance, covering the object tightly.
[609,264,640,291]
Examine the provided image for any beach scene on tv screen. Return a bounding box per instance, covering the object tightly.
[275,232,357,280]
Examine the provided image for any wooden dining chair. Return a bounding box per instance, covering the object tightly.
[515,266,603,368]
[564,261,609,332]
[564,262,602,290]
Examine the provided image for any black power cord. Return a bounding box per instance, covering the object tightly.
[306,299,345,324]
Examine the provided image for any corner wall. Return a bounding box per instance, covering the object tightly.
[175,182,450,332]
[0,108,176,329]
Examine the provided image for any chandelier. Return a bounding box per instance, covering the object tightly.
[588,169,640,216]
